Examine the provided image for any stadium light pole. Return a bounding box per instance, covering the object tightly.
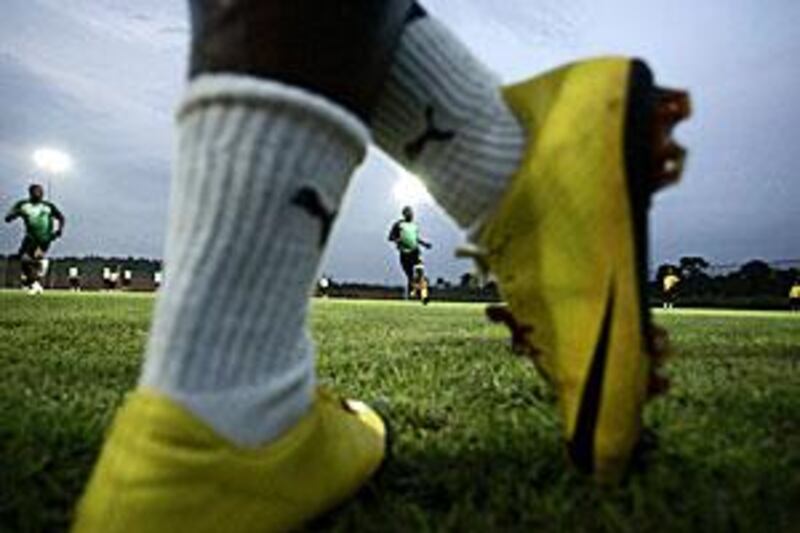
[32,148,72,199]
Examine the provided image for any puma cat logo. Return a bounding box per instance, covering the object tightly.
[291,187,335,247]
[403,106,456,161]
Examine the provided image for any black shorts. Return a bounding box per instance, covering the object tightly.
[18,236,50,260]
[399,249,421,281]
[791,297,800,308]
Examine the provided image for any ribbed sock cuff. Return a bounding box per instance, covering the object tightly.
[140,75,365,446]
[373,15,525,228]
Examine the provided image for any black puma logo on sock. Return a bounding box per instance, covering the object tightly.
[291,187,335,247]
[403,106,456,161]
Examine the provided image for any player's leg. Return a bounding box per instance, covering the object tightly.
[408,250,421,298]
[419,273,430,305]
[412,264,421,300]
[74,2,416,531]
[19,258,32,290]
[37,252,49,293]
[18,237,43,293]
[400,251,416,298]
[412,259,427,303]
[17,238,31,289]
[411,250,423,285]
[372,7,690,482]
[20,256,35,291]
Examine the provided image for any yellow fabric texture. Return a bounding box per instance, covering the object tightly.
[73,388,386,532]
[478,57,650,482]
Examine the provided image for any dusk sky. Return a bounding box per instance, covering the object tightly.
[1,1,798,284]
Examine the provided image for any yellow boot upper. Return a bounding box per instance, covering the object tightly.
[478,57,650,481]
[73,388,386,533]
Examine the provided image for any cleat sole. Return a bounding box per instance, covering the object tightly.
[650,88,691,191]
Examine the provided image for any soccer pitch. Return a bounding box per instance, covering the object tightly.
[1,292,798,532]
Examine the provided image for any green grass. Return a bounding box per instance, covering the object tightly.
[0,292,798,532]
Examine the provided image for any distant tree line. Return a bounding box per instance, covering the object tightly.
[315,276,501,302]
[651,256,799,309]
[2,254,797,308]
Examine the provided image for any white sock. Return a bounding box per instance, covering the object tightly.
[140,75,368,447]
[373,14,525,229]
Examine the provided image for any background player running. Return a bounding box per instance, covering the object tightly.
[4,184,65,294]
[388,205,432,300]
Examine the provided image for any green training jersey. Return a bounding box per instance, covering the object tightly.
[8,200,61,244]
[395,221,420,253]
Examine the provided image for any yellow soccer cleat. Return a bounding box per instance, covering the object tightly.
[73,388,386,532]
[475,57,690,483]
